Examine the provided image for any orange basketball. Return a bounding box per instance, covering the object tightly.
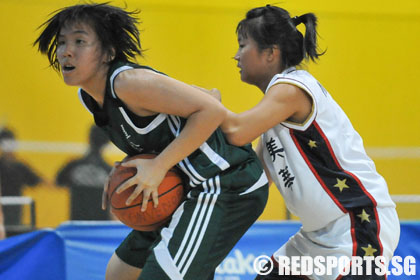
[108,154,184,231]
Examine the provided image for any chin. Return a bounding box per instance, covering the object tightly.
[240,75,250,84]
[62,77,79,86]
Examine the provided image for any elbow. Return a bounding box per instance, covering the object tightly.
[227,134,249,147]
[220,111,249,146]
[216,106,228,124]
[223,128,250,147]
[208,105,227,129]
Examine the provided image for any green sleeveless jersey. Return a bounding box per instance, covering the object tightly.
[78,61,262,187]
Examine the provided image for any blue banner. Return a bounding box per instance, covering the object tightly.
[0,230,65,280]
[0,221,418,279]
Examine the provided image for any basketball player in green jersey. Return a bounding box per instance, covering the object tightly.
[34,3,268,280]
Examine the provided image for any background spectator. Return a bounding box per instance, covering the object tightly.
[0,127,43,226]
[55,125,112,220]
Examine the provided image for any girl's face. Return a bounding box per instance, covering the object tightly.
[234,34,269,87]
[56,21,108,87]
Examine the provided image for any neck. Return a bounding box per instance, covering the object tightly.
[257,71,278,93]
[257,63,285,93]
[81,65,109,108]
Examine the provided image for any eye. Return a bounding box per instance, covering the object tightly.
[76,39,85,45]
[57,40,65,46]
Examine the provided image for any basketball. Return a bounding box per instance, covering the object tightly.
[107,154,184,231]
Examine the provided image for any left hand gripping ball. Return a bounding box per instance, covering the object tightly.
[107,154,184,231]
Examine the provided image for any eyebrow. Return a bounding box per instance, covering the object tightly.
[58,30,89,37]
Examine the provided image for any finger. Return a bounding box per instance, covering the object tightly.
[121,159,141,167]
[151,190,159,208]
[112,162,121,170]
[116,177,138,194]
[103,162,122,210]
[126,185,144,206]
[103,176,110,193]
[109,162,120,176]
[141,189,151,212]
[102,178,110,210]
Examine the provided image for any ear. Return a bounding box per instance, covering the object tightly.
[105,48,116,63]
[266,45,280,63]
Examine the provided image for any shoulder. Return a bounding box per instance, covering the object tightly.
[270,70,312,90]
[112,68,160,99]
[115,67,158,86]
[266,81,307,104]
[267,69,322,104]
[266,72,316,127]
[112,65,178,101]
[109,62,166,90]
[109,66,173,115]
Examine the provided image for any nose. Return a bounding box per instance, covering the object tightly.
[233,52,239,62]
[58,43,73,58]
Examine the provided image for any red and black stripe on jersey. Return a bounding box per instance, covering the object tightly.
[289,121,383,262]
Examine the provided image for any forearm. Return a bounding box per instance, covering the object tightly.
[220,110,261,146]
[255,139,273,186]
[156,107,226,170]
[221,84,307,147]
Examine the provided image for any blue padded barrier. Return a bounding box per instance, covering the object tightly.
[0,229,66,280]
[0,221,418,279]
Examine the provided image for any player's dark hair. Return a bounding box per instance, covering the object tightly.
[237,5,324,69]
[34,2,142,72]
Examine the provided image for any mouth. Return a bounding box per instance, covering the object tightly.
[62,64,76,72]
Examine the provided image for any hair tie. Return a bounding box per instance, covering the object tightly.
[292,16,303,26]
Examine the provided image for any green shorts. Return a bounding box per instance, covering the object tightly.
[116,159,269,279]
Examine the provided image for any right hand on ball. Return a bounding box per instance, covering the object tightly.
[117,157,168,212]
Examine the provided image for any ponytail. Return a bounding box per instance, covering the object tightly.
[292,13,323,63]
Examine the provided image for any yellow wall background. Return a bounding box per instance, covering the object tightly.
[0,0,419,227]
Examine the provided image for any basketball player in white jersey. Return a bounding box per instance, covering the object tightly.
[217,5,400,280]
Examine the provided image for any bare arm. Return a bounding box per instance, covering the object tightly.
[221,83,313,146]
[255,138,273,187]
[113,69,227,209]
[190,85,221,101]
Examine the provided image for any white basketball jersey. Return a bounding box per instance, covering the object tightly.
[261,68,395,231]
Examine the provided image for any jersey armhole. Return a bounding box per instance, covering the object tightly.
[271,78,317,131]
[109,65,134,99]
[78,88,93,115]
